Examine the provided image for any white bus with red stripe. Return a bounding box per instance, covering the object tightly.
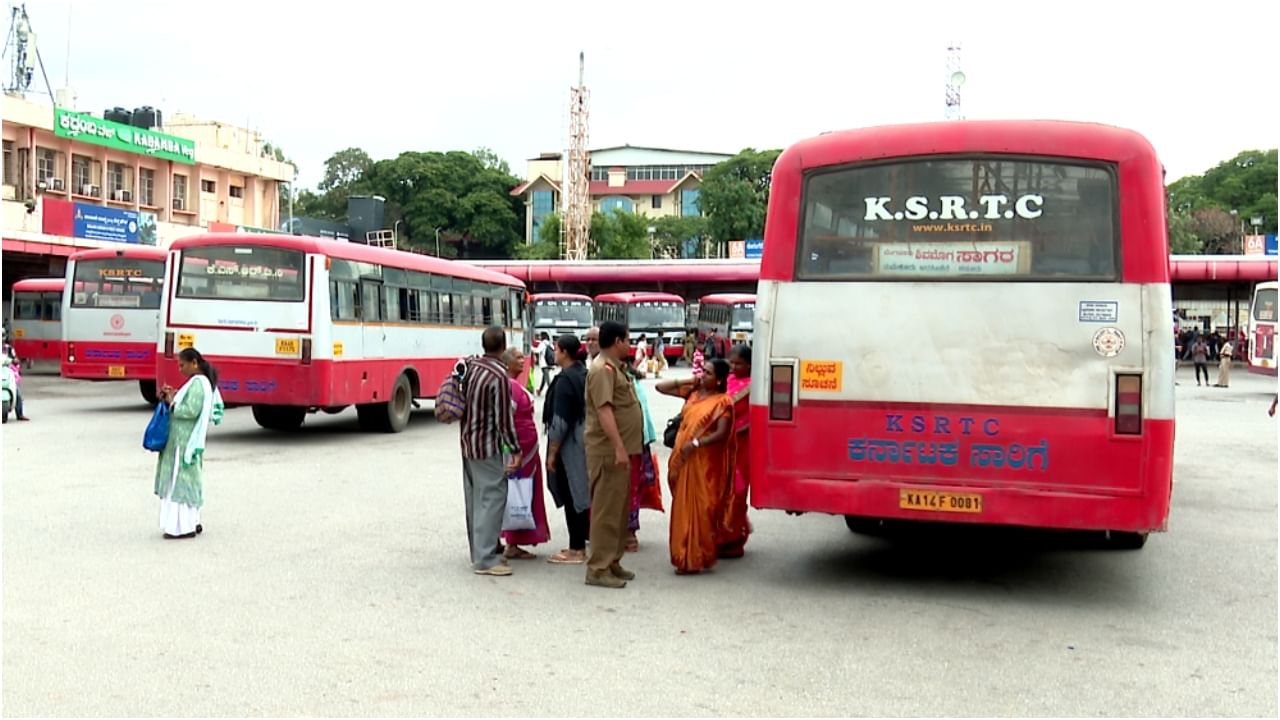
[61,247,168,404]
[695,293,756,355]
[752,120,1175,548]
[156,233,529,433]
[530,293,593,340]
[593,291,686,362]
[8,278,64,364]
[1248,281,1277,376]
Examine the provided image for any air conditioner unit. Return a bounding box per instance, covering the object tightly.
[173,198,185,211]
[80,183,94,196]
[90,185,101,198]
[122,190,132,202]
[51,177,65,191]
[111,188,125,201]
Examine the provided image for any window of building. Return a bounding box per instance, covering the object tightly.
[3,140,13,185]
[173,174,189,210]
[37,147,58,183]
[201,179,216,194]
[680,188,701,218]
[229,185,244,199]
[139,168,156,206]
[652,194,663,209]
[72,155,96,193]
[107,162,132,195]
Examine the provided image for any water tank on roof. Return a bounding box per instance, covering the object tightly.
[347,196,386,242]
[104,106,131,124]
[132,106,161,129]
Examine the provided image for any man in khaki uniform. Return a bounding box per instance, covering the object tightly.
[584,321,644,588]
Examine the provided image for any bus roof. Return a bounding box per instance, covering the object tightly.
[700,293,756,305]
[12,277,65,292]
[784,119,1158,169]
[595,291,685,304]
[472,259,758,284]
[531,292,593,302]
[169,233,525,288]
[68,246,168,262]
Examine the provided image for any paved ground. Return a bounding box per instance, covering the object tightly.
[3,365,1276,717]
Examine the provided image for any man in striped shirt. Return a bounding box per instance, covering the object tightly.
[461,326,521,576]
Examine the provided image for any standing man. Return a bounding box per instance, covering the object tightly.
[1191,335,1210,387]
[1216,336,1235,388]
[460,326,521,577]
[585,326,601,361]
[583,321,643,588]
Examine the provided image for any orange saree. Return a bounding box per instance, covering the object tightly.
[668,389,735,574]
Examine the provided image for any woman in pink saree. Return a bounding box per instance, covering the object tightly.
[500,348,552,558]
[718,344,753,557]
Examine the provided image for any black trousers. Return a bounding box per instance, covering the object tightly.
[553,462,590,550]
[1195,362,1209,384]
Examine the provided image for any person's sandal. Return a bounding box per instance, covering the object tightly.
[503,546,536,560]
[548,549,585,564]
[625,535,639,553]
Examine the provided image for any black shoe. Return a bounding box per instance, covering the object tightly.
[196,524,203,535]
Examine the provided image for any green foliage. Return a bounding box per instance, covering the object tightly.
[698,148,781,246]
[651,215,709,258]
[1167,210,1201,255]
[1190,207,1241,254]
[1167,149,1277,238]
[515,213,563,259]
[591,209,651,259]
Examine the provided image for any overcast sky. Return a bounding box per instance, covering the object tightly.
[18,0,1278,189]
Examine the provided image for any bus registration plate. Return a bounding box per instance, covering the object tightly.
[108,366,126,378]
[899,489,982,514]
[275,338,300,356]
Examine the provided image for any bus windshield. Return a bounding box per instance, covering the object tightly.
[72,259,165,309]
[629,302,685,328]
[178,245,306,301]
[533,300,592,327]
[799,157,1118,281]
[731,304,754,329]
[1253,288,1276,321]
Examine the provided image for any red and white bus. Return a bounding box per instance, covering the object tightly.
[157,233,529,433]
[8,278,65,364]
[751,120,1175,548]
[530,293,593,340]
[696,293,755,355]
[593,291,686,362]
[1248,280,1277,376]
[61,247,168,404]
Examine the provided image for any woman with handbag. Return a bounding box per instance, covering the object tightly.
[655,359,735,575]
[543,336,591,565]
[154,348,224,539]
[499,348,552,559]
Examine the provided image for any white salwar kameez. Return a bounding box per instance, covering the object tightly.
[157,375,220,537]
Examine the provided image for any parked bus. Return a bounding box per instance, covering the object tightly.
[751,120,1175,549]
[157,233,529,433]
[61,247,168,404]
[1248,280,1277,376]
[593,291,686,363]
[530,293,593,340]
[696,293,756,355]
[8,278,64,365]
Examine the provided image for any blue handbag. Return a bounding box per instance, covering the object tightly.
[143,402,170,452]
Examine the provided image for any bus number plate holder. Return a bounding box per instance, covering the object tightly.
[275,338,299,356]
[899,489,983,514]
[108,366,126,378]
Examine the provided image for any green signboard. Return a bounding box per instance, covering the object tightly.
[53,107,196,165]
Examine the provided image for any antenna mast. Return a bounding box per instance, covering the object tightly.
[561,51,591,260]
[945,42,965,120]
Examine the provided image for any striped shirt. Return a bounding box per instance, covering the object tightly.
[460,355,519,460]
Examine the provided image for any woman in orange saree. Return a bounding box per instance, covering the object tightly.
[717,344,752,558]
[655,359,735,575]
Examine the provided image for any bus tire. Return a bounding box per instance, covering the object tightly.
[1106,530,1148,550]
[139,379,159,406]
[844,516,886,535]
[357,374,413,433]
[252,405,306,432]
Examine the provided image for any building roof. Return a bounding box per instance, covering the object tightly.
[589,144,733,157]
[510,174,562,197]
[589,175,702,196]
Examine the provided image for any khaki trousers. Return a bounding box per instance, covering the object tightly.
[586,451,632,574]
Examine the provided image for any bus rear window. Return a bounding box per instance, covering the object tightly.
[178,245,306,301]
[798,157,1118,281]
[72,259,165,308]
[1254,289,1277,321]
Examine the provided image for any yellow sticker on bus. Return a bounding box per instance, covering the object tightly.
[275,338,300,356]
[12,328,24,338]
[177,333,195,350]
[333,342,343,358]
[800,360,842,392]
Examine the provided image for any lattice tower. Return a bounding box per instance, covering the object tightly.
[945,42,963,120]
[561,52,591,260]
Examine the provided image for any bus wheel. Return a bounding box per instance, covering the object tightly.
[139,380,159,406]
[357,374,413,433]
[252,405,305,432]
[844,516,887,535]
[1106,530,1148,550]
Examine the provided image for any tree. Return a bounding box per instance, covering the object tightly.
[516,213,562,259]
[319,147,373,194]
[473,147,511,176]
[1190,207,1241,255]
[591,208,650,259]
[1167,149,1278,242]
[697,148,781,250]
[651,215,709,258]
[1167,210,1201,255]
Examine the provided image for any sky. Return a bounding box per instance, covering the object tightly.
[14,0,1278,189]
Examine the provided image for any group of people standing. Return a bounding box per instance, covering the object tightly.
[457,322,753,587]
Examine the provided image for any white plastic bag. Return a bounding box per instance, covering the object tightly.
[502,475,536,531]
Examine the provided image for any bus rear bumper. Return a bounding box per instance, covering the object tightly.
[159,357,324,407]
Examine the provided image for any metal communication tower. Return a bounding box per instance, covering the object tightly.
[945,42,964,120]
[561,52,591,260]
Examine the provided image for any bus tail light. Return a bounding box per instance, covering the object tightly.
[67,342,75,363]
[164,332,175,358]
[301,338,313,365]
[1115,374,1143,435]
[770,364,794,421]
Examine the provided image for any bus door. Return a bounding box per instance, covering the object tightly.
[360,278,385,360]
